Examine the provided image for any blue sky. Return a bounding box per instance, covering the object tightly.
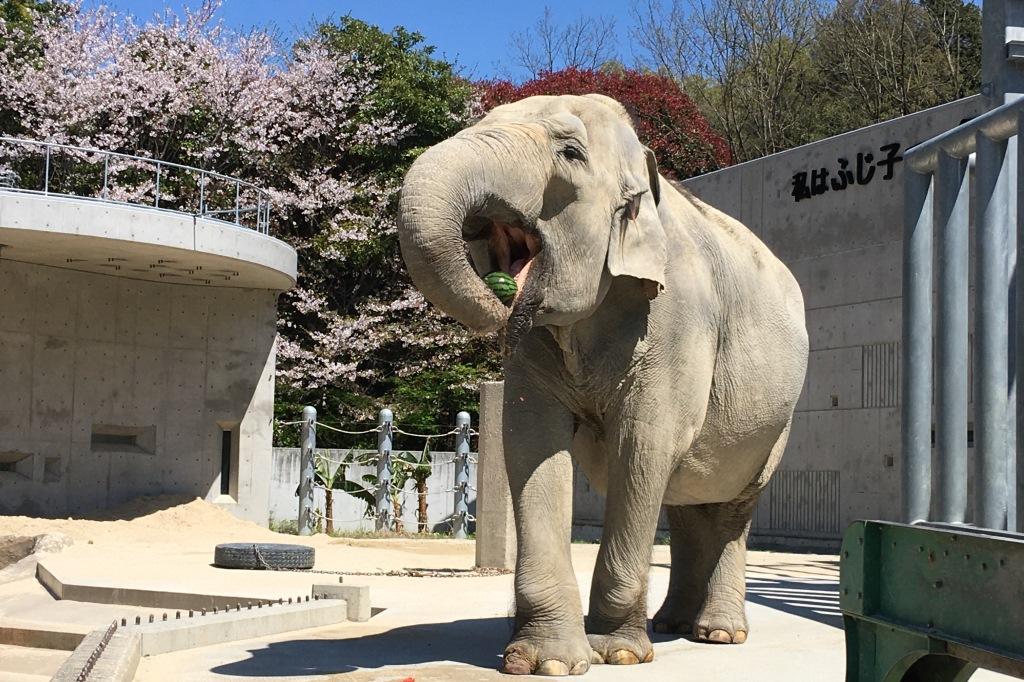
[95,0,637,80]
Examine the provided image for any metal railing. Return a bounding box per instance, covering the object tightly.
[902,95,1024,531]
[0,136,271,234]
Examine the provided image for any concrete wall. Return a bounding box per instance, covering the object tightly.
[0,258,279,524]
[269,448,477,533]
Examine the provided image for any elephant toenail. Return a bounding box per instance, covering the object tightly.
[707,629,732,643]
[607,649,640,665]
[589,649,605,664]
[733,630,748,644]
[570,660,590,675]
[642,649,655,663]
[502,651,533,675]
[536,659,570,676]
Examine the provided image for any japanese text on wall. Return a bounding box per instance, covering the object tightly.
[791,143,903,203]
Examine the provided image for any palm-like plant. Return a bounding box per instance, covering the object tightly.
[392,445,433,533]
[313,450,374,534]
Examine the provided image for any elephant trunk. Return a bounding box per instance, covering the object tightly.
[397,130,545,334]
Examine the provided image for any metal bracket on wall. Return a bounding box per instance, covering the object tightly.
[1006,40,1024,64]
[840,520,1024,681]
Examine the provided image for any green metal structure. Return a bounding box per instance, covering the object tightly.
[841,520,1024,680]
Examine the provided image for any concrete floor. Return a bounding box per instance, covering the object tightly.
[129,546,828,681]
[1,528,1014,681]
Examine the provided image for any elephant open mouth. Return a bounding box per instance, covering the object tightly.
[464,215,542,304]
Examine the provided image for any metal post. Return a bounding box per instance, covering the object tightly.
[376,408,393,532]
[975,132,1011,529]
[199,171,206,217]
[298,406,316,536]
[102,154,109,199]
[1010,132,1020,533]
[453,411,471,539]
[902,169,934,524]
[1017,111,1024,533]
[935,150,970,524]
[235,180,240,224]
[155,161,161,208]
[43,145,50,194]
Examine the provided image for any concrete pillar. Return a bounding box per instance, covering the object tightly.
[474,381,516,570]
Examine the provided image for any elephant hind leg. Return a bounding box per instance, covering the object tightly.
[651,500,754,643]
[653,423,791,644]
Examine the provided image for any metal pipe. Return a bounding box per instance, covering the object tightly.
[902,169,934,523]
[1017,112,1024,533]
[376,409,393,532]
[935,150,971,523]
[102,154,109,199]
[155,161,161,208]
[1008,132,1019,533]
[453,411,471,539]
[975,132,1011,529]
[298,406,316,536]
[906,95,1024,172]
[235,180,240,224]
[43,145,50,194]
[199,171,206,217]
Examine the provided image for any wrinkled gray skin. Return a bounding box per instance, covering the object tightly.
[397,94,808,676]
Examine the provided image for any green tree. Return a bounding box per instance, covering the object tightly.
[314,17,474,177]
[812,0,981,135]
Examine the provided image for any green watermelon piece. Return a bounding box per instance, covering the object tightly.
[484,271,517,304]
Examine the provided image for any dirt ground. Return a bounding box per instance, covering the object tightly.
[0,497,1014,681]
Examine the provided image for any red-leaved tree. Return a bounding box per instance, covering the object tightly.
[477,67,731,180]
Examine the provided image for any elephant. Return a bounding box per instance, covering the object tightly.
[397,93,808,676]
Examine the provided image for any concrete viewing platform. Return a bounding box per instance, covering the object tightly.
[0,179,296,290]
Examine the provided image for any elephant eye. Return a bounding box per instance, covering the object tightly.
[624,192,644,221]
[560,144,586,163]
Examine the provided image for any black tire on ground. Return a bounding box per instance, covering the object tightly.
[213,543,315,570]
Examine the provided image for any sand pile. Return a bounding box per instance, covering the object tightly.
[0,495,287,548]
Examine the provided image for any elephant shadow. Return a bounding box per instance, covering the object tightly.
[210,616,512,677]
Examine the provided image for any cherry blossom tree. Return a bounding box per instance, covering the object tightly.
[0,1,495,434]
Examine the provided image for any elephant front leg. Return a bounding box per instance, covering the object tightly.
[585,445,675,665]
[501,380,593,676]
[652,501,754,643]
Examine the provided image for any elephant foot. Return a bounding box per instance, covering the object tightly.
[692,607,748,645]
[501,636,595,676]
[652,597,698,635]
[586,630,654,665]
[654,594,747,643]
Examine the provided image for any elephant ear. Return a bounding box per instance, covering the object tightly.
[606,147,667,300]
